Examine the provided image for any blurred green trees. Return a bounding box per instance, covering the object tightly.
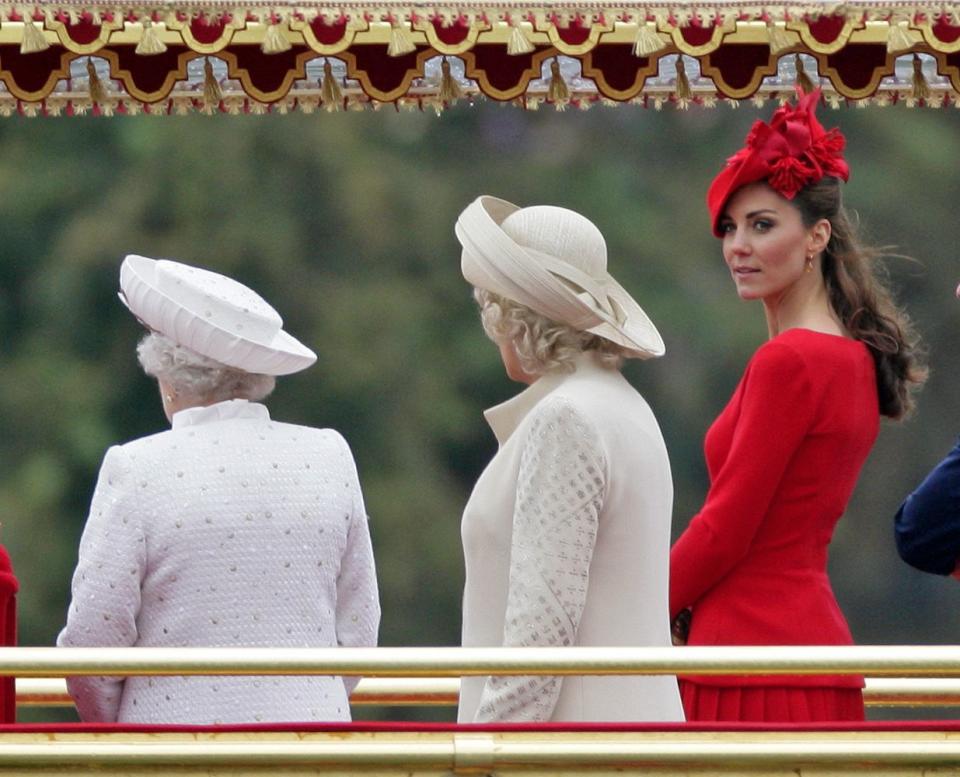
[1,102,960,720]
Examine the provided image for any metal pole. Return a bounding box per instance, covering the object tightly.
[3,645,960,677]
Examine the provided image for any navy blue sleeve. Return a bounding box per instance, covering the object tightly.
[895,439,960,575]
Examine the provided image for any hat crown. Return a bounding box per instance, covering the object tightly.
[456,195,665,359]
[501,205,608,279]
[155,260,282,345]
[706,88,849,236]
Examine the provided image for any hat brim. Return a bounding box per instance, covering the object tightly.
[458,196,665,360]
[706,156,771,237]
[586,273,665,359]
[120,255,317,376]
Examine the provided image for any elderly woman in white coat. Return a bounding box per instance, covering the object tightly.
[58,256,380,724]
[454,196,684,723]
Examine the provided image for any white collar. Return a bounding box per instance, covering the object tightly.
[171,399,270,430]
[483,352,607,445]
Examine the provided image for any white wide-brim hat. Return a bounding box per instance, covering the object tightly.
[119,255,317,376]
[456,196,664,359]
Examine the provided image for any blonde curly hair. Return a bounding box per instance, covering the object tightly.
[474,288,627,375]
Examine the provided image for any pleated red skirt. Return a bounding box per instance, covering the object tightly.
[680,681,865,723]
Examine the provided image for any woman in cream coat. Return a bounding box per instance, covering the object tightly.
[455,196,684,723]
[58,256,380,724]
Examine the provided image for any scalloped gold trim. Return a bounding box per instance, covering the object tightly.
[219,47,318,102]
[810,46,896,98]
[929,48,960,90]
[539,14,613,55]
[460,44,555,99]
[415,17,487,54]
[164,13,248,54]
[44,14,124,54]
[786,15,864,53]
[913,17,960,53]
[699,46,779,98]
[474,20,549,47]
[339,45,434,101]
[0,47,75,100]
[6,6,960,57]
[664,16,736,56]
[581,41,666,99]
[100,47,198,102]
[288,15,360,54]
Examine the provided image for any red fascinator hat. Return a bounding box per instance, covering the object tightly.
[706,88,850,236]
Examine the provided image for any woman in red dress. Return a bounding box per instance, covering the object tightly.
[669,90,926,723]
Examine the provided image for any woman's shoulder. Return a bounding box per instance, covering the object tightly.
[740,334,820,395]
[751,329,855,368]
[106,430,173,465]
[530,371,646,440]
[524,389,606,445]
[529,389,594,424]
[271,420,353,450]
[742,330,873,406]
[269,422,362,471]
[109,421,356,464]
[521,392,608,471]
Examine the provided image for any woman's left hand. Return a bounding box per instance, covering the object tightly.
[671,608,691,646]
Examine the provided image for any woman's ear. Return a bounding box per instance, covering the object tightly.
[808,218,832,256]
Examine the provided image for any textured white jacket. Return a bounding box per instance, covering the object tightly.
[459,354,684,723]
[58,399,380,724]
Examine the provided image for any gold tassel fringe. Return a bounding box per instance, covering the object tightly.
[547,58,569,105]
[86,58,106,103]
[794,53,815,92]
[135,18,168,55]
[321,59,343,111]
[674,55,691,99]
[632,22,667,57]
[766,20,793,55]
[20,17,50,54]
[507,23,535,55]
[911,53,930,101]
[12,86,960,115]
[387,21,416,56]
[438,58,462,104]
[202,58,222,109]
[261,18,292,53]
[886,21,915,54]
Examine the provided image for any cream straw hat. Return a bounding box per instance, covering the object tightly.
[119,254,317,376]
[456,196,664,359]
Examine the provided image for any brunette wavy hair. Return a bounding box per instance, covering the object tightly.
[793,177,926,419]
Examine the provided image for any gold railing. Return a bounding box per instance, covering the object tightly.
[5,644,960,677]
[4,647,960,774]
[7,645,960,709]
[16,676,960,708]
[14,676,464,707]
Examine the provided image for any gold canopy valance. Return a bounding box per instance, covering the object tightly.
[2,1,960,114]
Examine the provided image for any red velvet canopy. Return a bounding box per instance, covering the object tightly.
[1,1,960,114]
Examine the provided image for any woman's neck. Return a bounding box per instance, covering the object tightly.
[762,275,846,340]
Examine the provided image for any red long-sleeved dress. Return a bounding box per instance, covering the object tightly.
[670,328,878,722]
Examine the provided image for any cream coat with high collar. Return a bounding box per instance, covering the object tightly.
[459,354,684,723]
[58,399,380,724]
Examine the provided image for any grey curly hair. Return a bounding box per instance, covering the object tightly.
[137,333,276,404]
[474,288,627,375]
